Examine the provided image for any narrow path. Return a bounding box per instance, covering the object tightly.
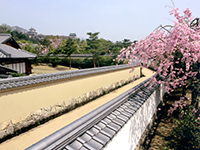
[0,68,154,150]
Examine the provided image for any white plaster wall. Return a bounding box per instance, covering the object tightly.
[104,86,162,150]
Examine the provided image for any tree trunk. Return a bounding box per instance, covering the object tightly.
[69,54,71,69]
[93,53,96,68]
[191,62,200,109]
[191,88,199,109]
[182,85,186,98]
[140,67,142,77]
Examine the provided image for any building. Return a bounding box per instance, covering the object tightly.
[27,27,37,38]
[0,64,17,78]
[0,34,37,75]
[69,33,77,39]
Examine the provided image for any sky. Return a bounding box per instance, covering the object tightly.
[0,0,200,42]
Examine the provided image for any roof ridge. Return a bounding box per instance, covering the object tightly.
[0,33,11,36]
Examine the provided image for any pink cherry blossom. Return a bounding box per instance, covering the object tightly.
[118,7,200,114]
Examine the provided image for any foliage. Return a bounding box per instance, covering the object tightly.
[81,58,94,68]
[86,32,100,67]
[118,8,199,91]
[55,38,78,69]
[118,7,200,109]
[39,37,52,48]
[11,73,25,77]
[75,39,89,54]
[11,30,29,41]
[24,43,41,55]
[36,55,117,69]
[1,24,137,68]
[166,106,200,150]
[37,55,50,63]
[122,39,132,48]
[0,24,12,33]
[60,39,78,55]
[1,23,136,60]
[50,56,61,67]
[117,6,200,149]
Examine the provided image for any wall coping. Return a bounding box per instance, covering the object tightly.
[26,76,155,150]
[0,64,135,90]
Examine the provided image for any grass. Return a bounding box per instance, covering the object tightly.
[31,63,78,75]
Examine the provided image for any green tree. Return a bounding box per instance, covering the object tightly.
[24,43,40,55]
[0,24,11,33]
[75,39,89,54]
[58,38,78,69]
[11,30,28,41]
[40,37,52,48]
[86,32,100,67]
[122,39,132,48]
[98,39,112,55]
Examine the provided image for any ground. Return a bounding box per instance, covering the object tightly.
[142,105,176,150]
[142,90,200,150]
[31,63,78,75]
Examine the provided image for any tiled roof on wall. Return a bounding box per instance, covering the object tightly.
[26,78,158,150]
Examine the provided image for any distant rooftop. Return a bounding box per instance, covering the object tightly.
[69,33,77,37]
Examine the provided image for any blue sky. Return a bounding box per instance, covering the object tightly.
[0,0,200,42]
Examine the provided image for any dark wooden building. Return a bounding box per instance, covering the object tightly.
[0,34,37,74]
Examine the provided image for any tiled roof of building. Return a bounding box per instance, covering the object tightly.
[69,33,76,37]
[0,34,11,44]
[26,78,158,150]
[0,44,37,59]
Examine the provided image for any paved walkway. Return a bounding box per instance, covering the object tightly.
[0,67,154,150]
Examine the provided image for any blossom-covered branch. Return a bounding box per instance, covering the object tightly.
[118,8,200,94]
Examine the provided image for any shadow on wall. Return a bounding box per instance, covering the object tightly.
[129,87,161,149]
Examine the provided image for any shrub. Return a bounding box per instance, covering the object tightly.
[59,57,69,66]
[11,73,25,77]
[37,55,50,63]
[82,58,94,68]
[50,56,61,67]
[35,56,118,69]
[166,106,200,150]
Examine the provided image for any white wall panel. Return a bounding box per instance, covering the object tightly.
[104,86,163,150]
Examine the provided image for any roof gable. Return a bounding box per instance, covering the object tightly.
[0,44,37,59]
[0,34,11,43]
[0,34,21,49]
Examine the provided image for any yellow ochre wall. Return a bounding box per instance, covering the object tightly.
[0,67,141,124]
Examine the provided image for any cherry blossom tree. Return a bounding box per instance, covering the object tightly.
[118,8,200,109]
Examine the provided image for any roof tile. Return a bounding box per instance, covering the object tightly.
[83,139,103,150]
[66,140,83,150]
[100,127,116,138]
[93,133,110,145]
[77,133,92,144]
